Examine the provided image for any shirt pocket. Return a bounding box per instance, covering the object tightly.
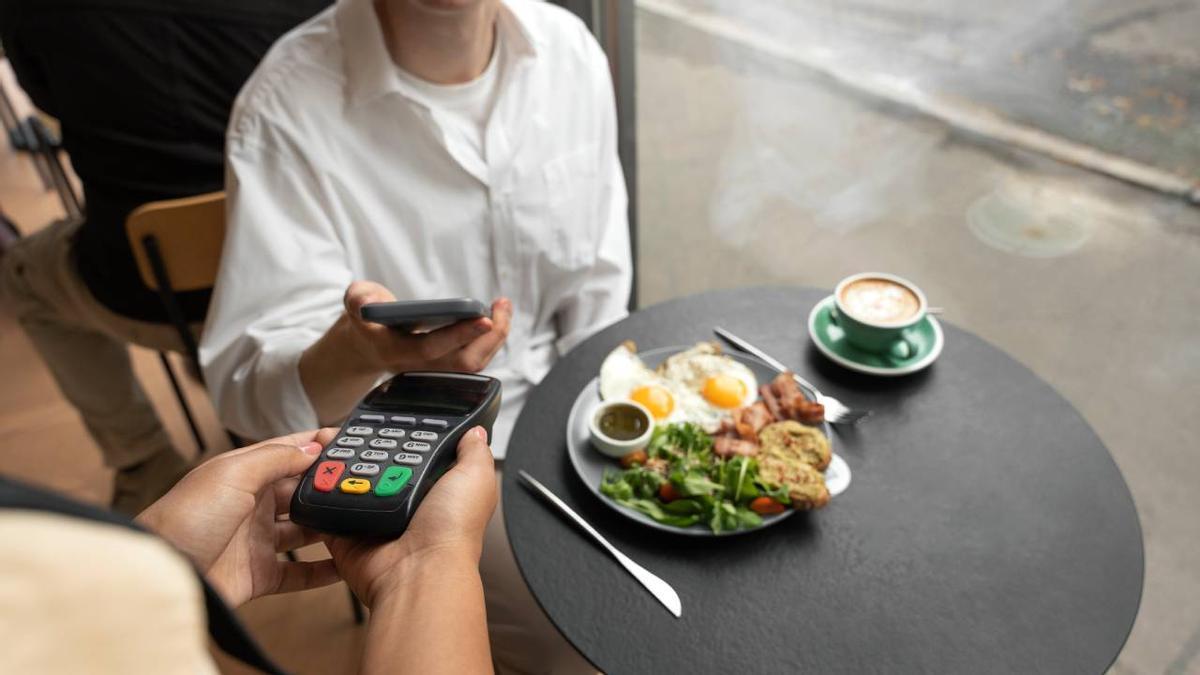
[510,144,600,270]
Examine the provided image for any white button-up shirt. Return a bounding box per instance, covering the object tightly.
[200,0,632,457]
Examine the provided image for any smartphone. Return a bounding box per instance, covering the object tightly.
[360,298,490,333]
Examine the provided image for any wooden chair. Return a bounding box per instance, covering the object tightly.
[126,193,364,624]
[125,192,229,451]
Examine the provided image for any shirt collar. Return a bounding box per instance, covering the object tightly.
[336,0,541,109]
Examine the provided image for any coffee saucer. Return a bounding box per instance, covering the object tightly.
[807,295,943,376]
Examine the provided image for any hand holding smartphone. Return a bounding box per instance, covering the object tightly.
[360,298,491,334]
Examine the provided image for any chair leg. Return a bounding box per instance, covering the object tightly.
[159,352,205,455]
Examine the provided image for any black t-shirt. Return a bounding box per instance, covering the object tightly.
[1,0,330,323]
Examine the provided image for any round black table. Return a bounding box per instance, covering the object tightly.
[502,287,1142,674]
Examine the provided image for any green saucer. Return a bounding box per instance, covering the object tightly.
[807,295,944,376]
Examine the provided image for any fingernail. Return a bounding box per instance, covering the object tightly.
[300,441,323,455]
[473,426,488,441]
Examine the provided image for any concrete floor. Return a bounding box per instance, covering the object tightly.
[659,0,1200,185]
[635,5,1200,674]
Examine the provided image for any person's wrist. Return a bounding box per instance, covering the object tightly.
[133,508,162,536]
[366,543,481,609]
[331,314,386,376]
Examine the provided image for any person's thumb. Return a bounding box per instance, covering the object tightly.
[344,280,397,316]
[227,441,323,493]
[455,426,495,476]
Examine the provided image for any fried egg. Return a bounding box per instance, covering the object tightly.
[598,342,681,421]
[657,342,758,412]
[597,341,753,429]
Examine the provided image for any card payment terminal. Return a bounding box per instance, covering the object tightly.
[290,371,501,538]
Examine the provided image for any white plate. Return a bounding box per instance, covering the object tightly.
[566,345,850,536]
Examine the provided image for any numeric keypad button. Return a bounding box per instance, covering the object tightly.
[393,452,423,466]
[378,428,406,439]
[346,426,374,436]
[369,438,398,450]
[411,430,438,442]
[326,447,355,459]
[402,441,431,453]
[340,478,370,494]
[375,466,412,496]
[313,461,344,493]
[336,436,364,447]
[350,462,380,476]
[359,449,389,461]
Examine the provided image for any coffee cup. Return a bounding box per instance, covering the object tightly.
[831,272,927,360]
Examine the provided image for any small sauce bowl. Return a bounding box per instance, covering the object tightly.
[588,400,654,459]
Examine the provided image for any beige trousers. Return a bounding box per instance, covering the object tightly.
[484,465,597,675]
[0,218,187,469]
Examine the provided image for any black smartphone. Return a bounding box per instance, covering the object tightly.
[360,298,489,333]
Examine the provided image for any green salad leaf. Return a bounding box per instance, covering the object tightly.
[598,421,784,533]
[628,499,702,527]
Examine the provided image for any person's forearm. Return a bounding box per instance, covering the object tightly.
[362,550,492,675]
[299,315,382,425]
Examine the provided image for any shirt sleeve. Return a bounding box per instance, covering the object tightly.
[554,34,633,356]
[199,117,350,440]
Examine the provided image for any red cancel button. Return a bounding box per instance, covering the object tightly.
[314,461,344,492]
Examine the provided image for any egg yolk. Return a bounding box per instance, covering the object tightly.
[630,385,675,420]
[702,374,747,409]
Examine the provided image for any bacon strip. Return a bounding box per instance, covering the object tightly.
[714,419,740,439]
[713,436,760,459]
[770,372,825,424]
[795,400,825,425]
[759,384,783,421]
[733,402,773,441]
[717,371,825,451]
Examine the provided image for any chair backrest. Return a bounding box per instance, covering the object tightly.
[126,192,226,293]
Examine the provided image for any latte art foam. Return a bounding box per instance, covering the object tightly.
[839,278,921,325]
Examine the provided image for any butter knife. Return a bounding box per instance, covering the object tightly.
[517,470,682,618]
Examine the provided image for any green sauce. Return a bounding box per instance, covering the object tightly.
[598,404,649,440]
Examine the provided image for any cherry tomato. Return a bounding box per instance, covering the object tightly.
[749,496,785,515]
[619,449,648,468]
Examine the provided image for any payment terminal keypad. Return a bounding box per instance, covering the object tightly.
[316,415,445,499]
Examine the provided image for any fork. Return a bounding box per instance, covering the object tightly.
[713,327,872,425]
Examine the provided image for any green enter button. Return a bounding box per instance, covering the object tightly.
[375,466,412,496]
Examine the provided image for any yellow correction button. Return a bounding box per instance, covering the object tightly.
[339,477,371,494]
